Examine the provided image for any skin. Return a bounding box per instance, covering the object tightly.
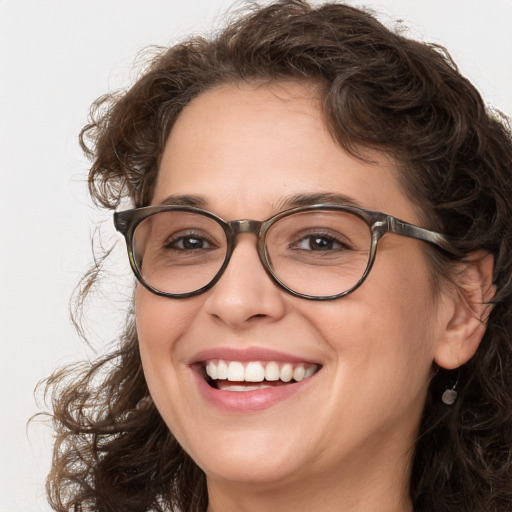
[135,82,489,512]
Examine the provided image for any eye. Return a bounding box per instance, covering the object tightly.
[165,232,214,251]
[293,233,347,251]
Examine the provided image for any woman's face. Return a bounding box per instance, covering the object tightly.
[136,82,448,491]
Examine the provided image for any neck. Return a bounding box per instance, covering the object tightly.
[206,450,414,512]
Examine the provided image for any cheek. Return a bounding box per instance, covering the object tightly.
[366,244,439,340]
[308,248,438,397]
[135,286,198,389]
[134,286,208,444]
[136,286,197,346]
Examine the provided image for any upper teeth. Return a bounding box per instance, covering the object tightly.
[205,360,318,383]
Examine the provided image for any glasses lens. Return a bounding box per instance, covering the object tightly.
[132,211,228,295]
[265,210,372,297]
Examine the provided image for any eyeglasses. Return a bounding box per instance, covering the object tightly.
[114,204,455,300]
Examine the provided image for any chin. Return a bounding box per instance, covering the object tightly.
[172,419,312,485]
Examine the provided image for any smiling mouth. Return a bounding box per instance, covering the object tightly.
[203,360,321,391]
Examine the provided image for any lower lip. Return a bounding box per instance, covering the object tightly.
[192,370,314,412]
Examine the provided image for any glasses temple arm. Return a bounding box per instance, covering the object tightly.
[387,216,461,256]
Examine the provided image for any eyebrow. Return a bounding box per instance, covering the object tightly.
[159,194,209,207]
[275,192,365,210]
[157,192,365,214]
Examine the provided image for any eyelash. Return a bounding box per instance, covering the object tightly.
[163,231,216,251]
[289,230,352,251]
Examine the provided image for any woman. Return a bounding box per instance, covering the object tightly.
[46,1,512,511]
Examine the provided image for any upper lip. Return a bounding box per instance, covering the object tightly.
[188,347,321,366]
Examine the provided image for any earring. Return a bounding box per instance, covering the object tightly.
[442,385,458,405]
[441,371,459,405]
[434,366,459,405]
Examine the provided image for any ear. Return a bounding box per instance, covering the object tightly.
[434,251,496,370]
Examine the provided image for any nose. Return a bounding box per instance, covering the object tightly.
[203,234,287,328]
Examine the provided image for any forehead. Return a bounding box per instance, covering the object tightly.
[154,82,420,224]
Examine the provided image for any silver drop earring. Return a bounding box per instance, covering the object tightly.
[441,372,459,405]
[434,366,460,405]
[442,385,458,405]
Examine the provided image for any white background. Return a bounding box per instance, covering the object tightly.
[1,1,511,510]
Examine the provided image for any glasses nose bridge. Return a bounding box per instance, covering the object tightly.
[228,219,264,237]
[224,218,267,269]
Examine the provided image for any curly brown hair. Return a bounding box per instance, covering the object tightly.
[44,1,512,511]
